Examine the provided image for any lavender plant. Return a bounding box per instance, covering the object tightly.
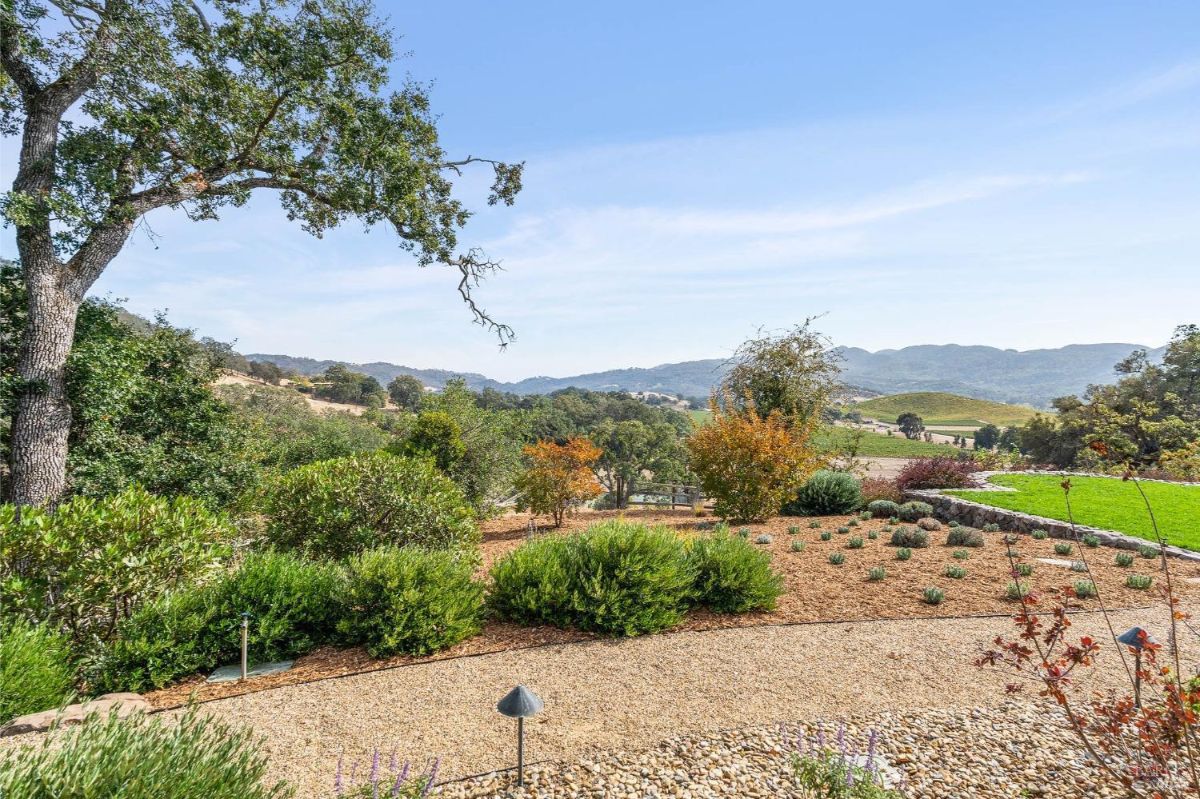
[784,723,904,798]
[333,750,440,799]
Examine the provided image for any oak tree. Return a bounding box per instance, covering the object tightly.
[1,0,522,505]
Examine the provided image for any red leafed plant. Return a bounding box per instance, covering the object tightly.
[977,475,1199,797]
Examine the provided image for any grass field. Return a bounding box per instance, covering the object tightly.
[818,426,959,458]
[948,474,1200,550]
[687,408,712,426]
[853,392,1041,427]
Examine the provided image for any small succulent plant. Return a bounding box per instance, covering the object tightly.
[859,511,872,521]
[895,547,913,561]
[847,536,864,549]
[847,519,860,528]
[947,520,960,528]
[1005,581,1029,600]
[951,549,969,560]
[1115,552,1134,567]
[982,523,1001,533]
[837,525,851,534]
[754,533,773,545]
[1138,544,1160,559]
[946,528,984,548]
[1082,534,1100,548]
[828,552,846,565]
[1125,574,1153,590]
[1073,580,1098,599]
[867,566,887,582]
[790,540,805,552]
[867,530,878,540]
[1015,563,1034,577]
[922,586,945,605]
[1070,560,1088,573]
[737,527,750,539]
[808,520,821,529]
[1031,529,1048,540]
[1053,542,1073,556]
[820,530,833,541]
[787,525,800,535]
[943,565,967,579]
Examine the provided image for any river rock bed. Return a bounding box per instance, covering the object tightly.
[437,701,1120,798]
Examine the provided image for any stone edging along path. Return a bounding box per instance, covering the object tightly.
[907,470,1200,563]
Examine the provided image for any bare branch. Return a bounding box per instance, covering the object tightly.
[0,10,43,98]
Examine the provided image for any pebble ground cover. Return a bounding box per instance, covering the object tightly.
[142,507,1200,708]
[948,473,1200,549]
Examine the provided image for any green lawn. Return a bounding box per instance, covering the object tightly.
[687,408,712,426]
[818,427,959,458]
[948,474,1200,550]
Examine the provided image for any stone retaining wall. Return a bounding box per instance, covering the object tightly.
[905,472,1200,563]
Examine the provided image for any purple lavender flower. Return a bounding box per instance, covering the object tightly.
[334,755,344,797]
[371,749,381,799]
[836,722,846,756]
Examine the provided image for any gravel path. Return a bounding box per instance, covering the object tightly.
[165,607,1195,797]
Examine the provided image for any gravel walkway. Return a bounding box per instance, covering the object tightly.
[165,607,1195,797]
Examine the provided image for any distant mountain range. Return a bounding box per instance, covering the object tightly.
[247,341,1165,409]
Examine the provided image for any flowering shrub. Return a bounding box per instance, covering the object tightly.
[514,437,604,527]
[333,750,439,798]
[894,457,979,492]
[785,724,902,798]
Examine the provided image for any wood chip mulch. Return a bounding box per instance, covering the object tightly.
[144,508,1200,709]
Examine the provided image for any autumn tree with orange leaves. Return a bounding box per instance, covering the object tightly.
[515,438,604,527]
[687,400,824,522]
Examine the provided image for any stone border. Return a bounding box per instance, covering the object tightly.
[905,471,1200,563]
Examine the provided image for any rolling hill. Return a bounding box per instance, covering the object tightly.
[852,392,1041,427]
[247,340,1165,408]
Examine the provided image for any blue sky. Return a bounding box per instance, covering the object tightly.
[4,1,1200,381]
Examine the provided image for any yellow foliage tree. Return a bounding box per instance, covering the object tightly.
[687,400,824,522]
[515,438,604,527]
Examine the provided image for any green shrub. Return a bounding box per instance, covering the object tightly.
[897,501,933,522]
[1082,534,1100,548]
[489,522,695,636]
[895,548,913,561]
[946,527,984,548]
[790,540,806,552]
[0,619,75,724]
[99,551,346,692]
[847,537,864,549]
[867,530,878,540]
[889,527,928,548]
[1015,563,1034,577]
[791,751,901,799]
[0,707,291,799]
[0,487,232,643]
[782,470,861,516]
[261,451,478,560]
[916,517,942,532]
[687,535,783,613]
[808,521,821,529]
[982,523,1000,533]
[922,586,945,605]
[788,525,800,535]
[1031,529,1048,540]
[1005,581,1029,600]
[1054,542,1073,556]
[867,566,887,582]
[951,549,969,560]
[858,511,872,521]
[820,531,833,541]
[828,552,846,565]
[1115,553,1135,567]
[948,520,960,528]
[339,547,483,657]
[754,533,773,545]
[837,525,851,534]
[943,565,967,579]
[1126,574,1153,590]
[1139,544,1160,559]
[847,519,860,528]
[1074,580,1098,599]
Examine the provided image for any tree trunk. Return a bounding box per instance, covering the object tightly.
[9,260,84,507]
